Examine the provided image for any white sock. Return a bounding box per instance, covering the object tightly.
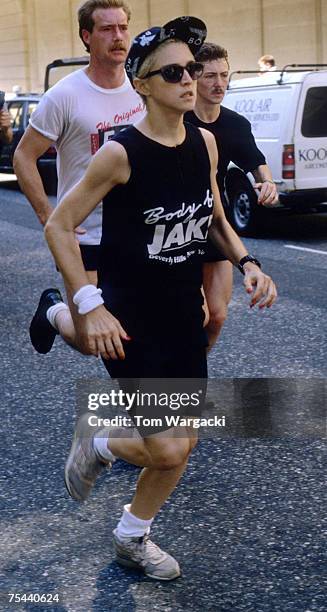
[93,428,116,463]
[116,504,154,539]
[46,303,69,331]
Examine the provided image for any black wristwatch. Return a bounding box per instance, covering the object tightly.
[238,255,262,275]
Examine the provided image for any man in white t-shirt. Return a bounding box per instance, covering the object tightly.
[14,0,144,354]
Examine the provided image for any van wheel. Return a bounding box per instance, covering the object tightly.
[228,182,262,236]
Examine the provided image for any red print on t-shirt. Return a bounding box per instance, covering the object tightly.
[90,103,145,154]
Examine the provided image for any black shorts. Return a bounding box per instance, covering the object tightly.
[80,245,100,271]
[102,340,208,436]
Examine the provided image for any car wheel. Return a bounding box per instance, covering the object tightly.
[228,181,263,236]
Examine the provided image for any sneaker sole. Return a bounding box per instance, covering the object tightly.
[64,428,84,502]
[64,415,109,502]
[115,556,181,581]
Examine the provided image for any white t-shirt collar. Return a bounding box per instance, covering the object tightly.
[80,68,130,94]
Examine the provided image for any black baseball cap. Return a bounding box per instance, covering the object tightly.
[125,16,207,86]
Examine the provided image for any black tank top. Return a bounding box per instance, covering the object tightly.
[98,123,213,345]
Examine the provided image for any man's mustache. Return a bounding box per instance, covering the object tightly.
[111,44,127,51]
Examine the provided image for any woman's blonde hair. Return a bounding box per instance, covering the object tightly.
[134,39,186,104]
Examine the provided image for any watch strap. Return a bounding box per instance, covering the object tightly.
[238,255,262,275]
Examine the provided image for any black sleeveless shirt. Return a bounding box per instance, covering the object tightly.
[98,123,213,345]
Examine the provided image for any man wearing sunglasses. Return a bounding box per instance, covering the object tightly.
[185,43,278,350]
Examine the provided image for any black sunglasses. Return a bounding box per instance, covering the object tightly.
[143,61,204,83]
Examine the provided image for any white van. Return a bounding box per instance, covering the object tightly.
[222,65,327,234]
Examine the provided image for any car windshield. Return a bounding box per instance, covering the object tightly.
[301,87,327,137]
[8,102,24,129]
[27,102,38,123]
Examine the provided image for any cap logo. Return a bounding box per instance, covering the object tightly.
[187,36,203,46]
[138,31,157,47]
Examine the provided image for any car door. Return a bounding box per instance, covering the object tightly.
[0,99,25,170]
[294,72,327,189]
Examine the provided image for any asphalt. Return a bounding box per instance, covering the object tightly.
[0,182,326,612]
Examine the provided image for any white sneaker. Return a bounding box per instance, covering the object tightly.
[113,529,181,581]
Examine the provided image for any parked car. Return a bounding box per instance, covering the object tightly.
[0,93,57,195]
[0,58,89,196]
[222,64,327,234]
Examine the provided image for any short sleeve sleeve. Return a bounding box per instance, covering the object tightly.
[29,91,66,143]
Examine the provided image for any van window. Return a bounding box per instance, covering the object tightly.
[301,87,327,137]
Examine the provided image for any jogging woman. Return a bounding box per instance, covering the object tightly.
[45,17,277,580]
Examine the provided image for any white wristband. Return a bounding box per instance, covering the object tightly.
[73,284,104,315]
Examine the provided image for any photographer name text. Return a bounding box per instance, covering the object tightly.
[87,414,226,429]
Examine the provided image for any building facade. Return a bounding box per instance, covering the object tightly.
[0,0,326,93]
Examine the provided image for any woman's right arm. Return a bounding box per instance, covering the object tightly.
[45,141,131,360]
[45,140,129,291]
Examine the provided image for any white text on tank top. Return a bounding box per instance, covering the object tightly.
[145,189,214,262]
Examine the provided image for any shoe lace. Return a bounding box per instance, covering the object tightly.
[137,535,165,566]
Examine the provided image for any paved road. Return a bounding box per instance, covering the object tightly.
[0,181,326,612]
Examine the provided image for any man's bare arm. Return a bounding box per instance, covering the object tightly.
[13,126,55,225]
